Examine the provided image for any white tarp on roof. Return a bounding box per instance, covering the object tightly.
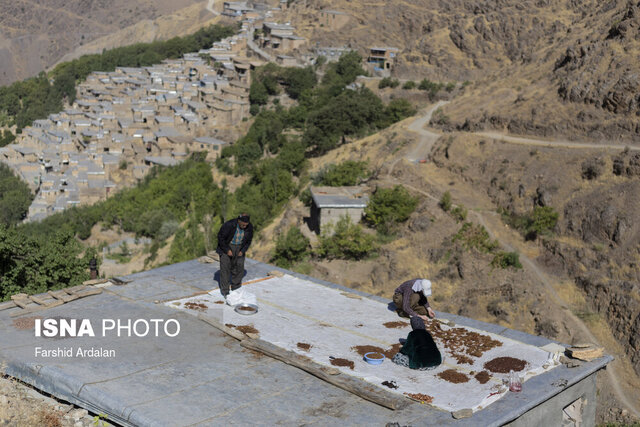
[166,274,559,412]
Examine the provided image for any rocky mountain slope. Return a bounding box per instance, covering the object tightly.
[0,0,199,86]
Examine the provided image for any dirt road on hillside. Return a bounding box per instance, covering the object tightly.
[405,101,449,162]
[206,0,219,16]
[476,132,640,152]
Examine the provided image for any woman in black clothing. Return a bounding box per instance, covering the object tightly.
[392,316,442,370]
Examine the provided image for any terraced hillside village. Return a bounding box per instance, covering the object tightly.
[1,0,640,424]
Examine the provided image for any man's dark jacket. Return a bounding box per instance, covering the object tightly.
[216,218,253,255]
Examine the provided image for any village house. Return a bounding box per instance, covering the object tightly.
[276,55,298,67]
[308,186,369,234]
[367,46,400,76]
[193,136,228,161]
[222,1,253,17]
[259,22,306,53]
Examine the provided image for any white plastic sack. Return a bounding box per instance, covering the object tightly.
[226,288,257,306]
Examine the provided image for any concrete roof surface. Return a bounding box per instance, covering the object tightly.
[310,185,370,208]
[0,258,612,426]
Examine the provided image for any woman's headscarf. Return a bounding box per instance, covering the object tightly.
[411,279,432,297]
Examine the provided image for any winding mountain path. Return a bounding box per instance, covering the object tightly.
[476,131,640,152]
[405,100,449,162]
[383,105,640,418]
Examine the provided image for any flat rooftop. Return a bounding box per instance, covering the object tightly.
[0,259,611,426]
[310,185,369,208]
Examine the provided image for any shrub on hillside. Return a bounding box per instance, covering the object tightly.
[315,161,370,186]
[439,191,452,211]
[299,188,312,207]
[402,80,416,90]
[272,226,311,268]
[316,216,377,260]
[418,78,444,100]
[526,206,558,239]
[378,77,400,89]
[491,251,523,269]
[452,222,499,253]
[451,205,467,222]
[500,206,559,240]
[581,157,604,180]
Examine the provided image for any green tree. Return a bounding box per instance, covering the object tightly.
[321,51,366,92]
[0,130,16,147]
[304,87,384,154]
[250,81,269,105]
[364,185,418,232]
[276,139,307,176]
[272,226,310,268]
[382,98,416,125]
[281,66,317,99]
[0,163,34,226]
[0,227,91,300]
[334,51,365,85]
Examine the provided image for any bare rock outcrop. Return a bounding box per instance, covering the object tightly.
[555,2,640,115]
[576,276,640,375]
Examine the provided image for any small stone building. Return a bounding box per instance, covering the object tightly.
[309,186,369,234]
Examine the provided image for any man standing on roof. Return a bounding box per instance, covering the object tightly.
[392,278,435,321]
[216,214,253,298]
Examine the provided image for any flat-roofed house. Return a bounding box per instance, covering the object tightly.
[261,22,306,52]
[222,1,252,17]
[193,136,228,161]
[276,55,298,67]
[367,47,400,76]
[309,186,369,234]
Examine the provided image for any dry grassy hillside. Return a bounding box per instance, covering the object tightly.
[54,2,222,66]
[0,0,199,86]
[284,0,640,143]
[286,0,584,79]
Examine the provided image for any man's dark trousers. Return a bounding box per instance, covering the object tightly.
[220,243,244,296]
